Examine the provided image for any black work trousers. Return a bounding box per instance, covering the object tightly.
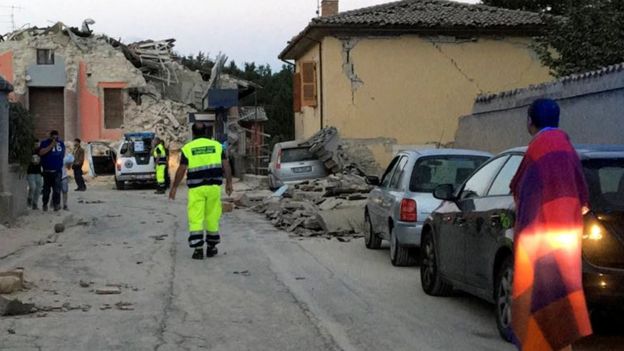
[73,165,86,190]
[42,171,62,208]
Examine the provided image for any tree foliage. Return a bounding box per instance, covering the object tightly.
[8,102,36,169]
[534,0,624,77]
[482,0,624,77]
[178,53,294,144]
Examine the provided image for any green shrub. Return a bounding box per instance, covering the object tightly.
[8,102,35,170]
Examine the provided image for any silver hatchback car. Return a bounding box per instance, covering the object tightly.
[268,141,328,190]
[364,149,492,266]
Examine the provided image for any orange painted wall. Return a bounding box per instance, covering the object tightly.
[78,61,127,141]
[0,51,13,83]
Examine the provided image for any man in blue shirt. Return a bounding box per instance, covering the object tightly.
[39,130,65,211]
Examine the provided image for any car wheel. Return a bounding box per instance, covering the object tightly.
[364,213,382,250]
[495,255,513,342]
[115,177,125,190]
[390,226,417,267]
[420,231,453,296]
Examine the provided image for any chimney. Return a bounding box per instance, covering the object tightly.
[321,0,339,17]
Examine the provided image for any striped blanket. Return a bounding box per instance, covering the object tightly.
[510,129,592,350]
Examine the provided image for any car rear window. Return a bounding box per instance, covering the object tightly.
[583,158,624,211]
[281,147,316,163]
[120,139,152,157]
[410,155,489,193]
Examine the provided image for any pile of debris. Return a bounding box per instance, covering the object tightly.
[246,172,372,239]
[123,95,195,150]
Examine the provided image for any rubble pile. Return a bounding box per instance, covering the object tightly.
[123,95,195,149]
[249,172,372,239]
[302,127,381,176]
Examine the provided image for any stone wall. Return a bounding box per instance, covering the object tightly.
[454,64,624,153]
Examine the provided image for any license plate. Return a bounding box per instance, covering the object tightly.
[292,166,312,173]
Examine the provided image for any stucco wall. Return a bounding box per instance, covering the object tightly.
[455,66,624,153]
[295,34,551,166]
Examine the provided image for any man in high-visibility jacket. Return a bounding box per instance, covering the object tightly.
[169,123,233,260]
[152,137,167,194]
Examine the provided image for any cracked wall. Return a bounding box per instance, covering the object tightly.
[294,34,551,166]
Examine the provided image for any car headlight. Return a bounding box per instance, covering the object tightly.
[583,223,604,241]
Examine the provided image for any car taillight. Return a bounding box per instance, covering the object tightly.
[276,149,282,170]
[400,199,417,222]
[116,159,122,171]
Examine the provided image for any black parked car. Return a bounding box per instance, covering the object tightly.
[420,145,624,341]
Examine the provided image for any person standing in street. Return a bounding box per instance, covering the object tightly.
[152,137,167,194]
[61,153,74,210]
[26,140,43,210]
[72,138,86,191]
[169,123,233,260]
[510,99,592,351]
[39,130,65,212]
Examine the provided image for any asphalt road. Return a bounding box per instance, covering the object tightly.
[0,180,621,350]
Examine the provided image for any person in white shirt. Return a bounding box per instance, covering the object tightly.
[62,153,74,210]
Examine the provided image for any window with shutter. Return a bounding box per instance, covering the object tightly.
[300,62,317,107]
[293,72,302,112]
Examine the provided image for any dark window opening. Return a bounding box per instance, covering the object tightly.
[128,88,142,105]
[37,49,54,65]
[104,88,124,129]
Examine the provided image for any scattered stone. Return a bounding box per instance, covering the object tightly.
[233,270,250,276]
[150,235,168,241]
[0,296,35,316]
[100,304,112,311]
[295,277,306,280]
[54,223,65,233]
[95,287,121,295]
[115,302,135,311]
[79,280,90,288]
[0,276,22,294]
[7,328,15,334]
[36,312,48,318]
[336,237,350,243]
[136,261,143,265]
[222,201,235,213]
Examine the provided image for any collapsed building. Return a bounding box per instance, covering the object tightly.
[0,20,268,174]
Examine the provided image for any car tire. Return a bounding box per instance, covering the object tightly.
[115,177,125,190]
[364,213,382,250]
[420,231,453,296]
[390,226,417,267]
[495,255,514,342]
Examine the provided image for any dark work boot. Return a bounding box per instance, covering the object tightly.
[206,246,218,258]
[192,248,204,260]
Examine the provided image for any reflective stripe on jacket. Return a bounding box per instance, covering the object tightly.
[181,138,223,188]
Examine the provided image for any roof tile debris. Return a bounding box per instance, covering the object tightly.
[312,0,544,28]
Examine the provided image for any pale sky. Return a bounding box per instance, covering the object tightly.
[1,0,479,70]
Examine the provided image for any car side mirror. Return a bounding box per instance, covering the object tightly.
[433,184,456,201]
[366,176,381,186]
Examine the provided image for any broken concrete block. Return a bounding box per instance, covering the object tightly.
[54,223,65,233]
[318,198,345,211]
[292,191,324,202]
[0,296,34,316]
[242,174,269,189]
[222,201,234,213]
[0,276,22,294]
[0,268,24,286]
[316,206,365,234]
[95,287,121,295]
[287,218,305,233]
[303,217,323,230]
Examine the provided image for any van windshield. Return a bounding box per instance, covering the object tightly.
[281,147,316,163]
[410,155,489,193]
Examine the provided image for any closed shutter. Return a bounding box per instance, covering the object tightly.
[301,62,317,107]
[293,72,302,112]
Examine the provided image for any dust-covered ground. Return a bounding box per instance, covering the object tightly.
[0,178,621,350]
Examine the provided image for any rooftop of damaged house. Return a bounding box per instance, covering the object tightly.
[0,20,266,153]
